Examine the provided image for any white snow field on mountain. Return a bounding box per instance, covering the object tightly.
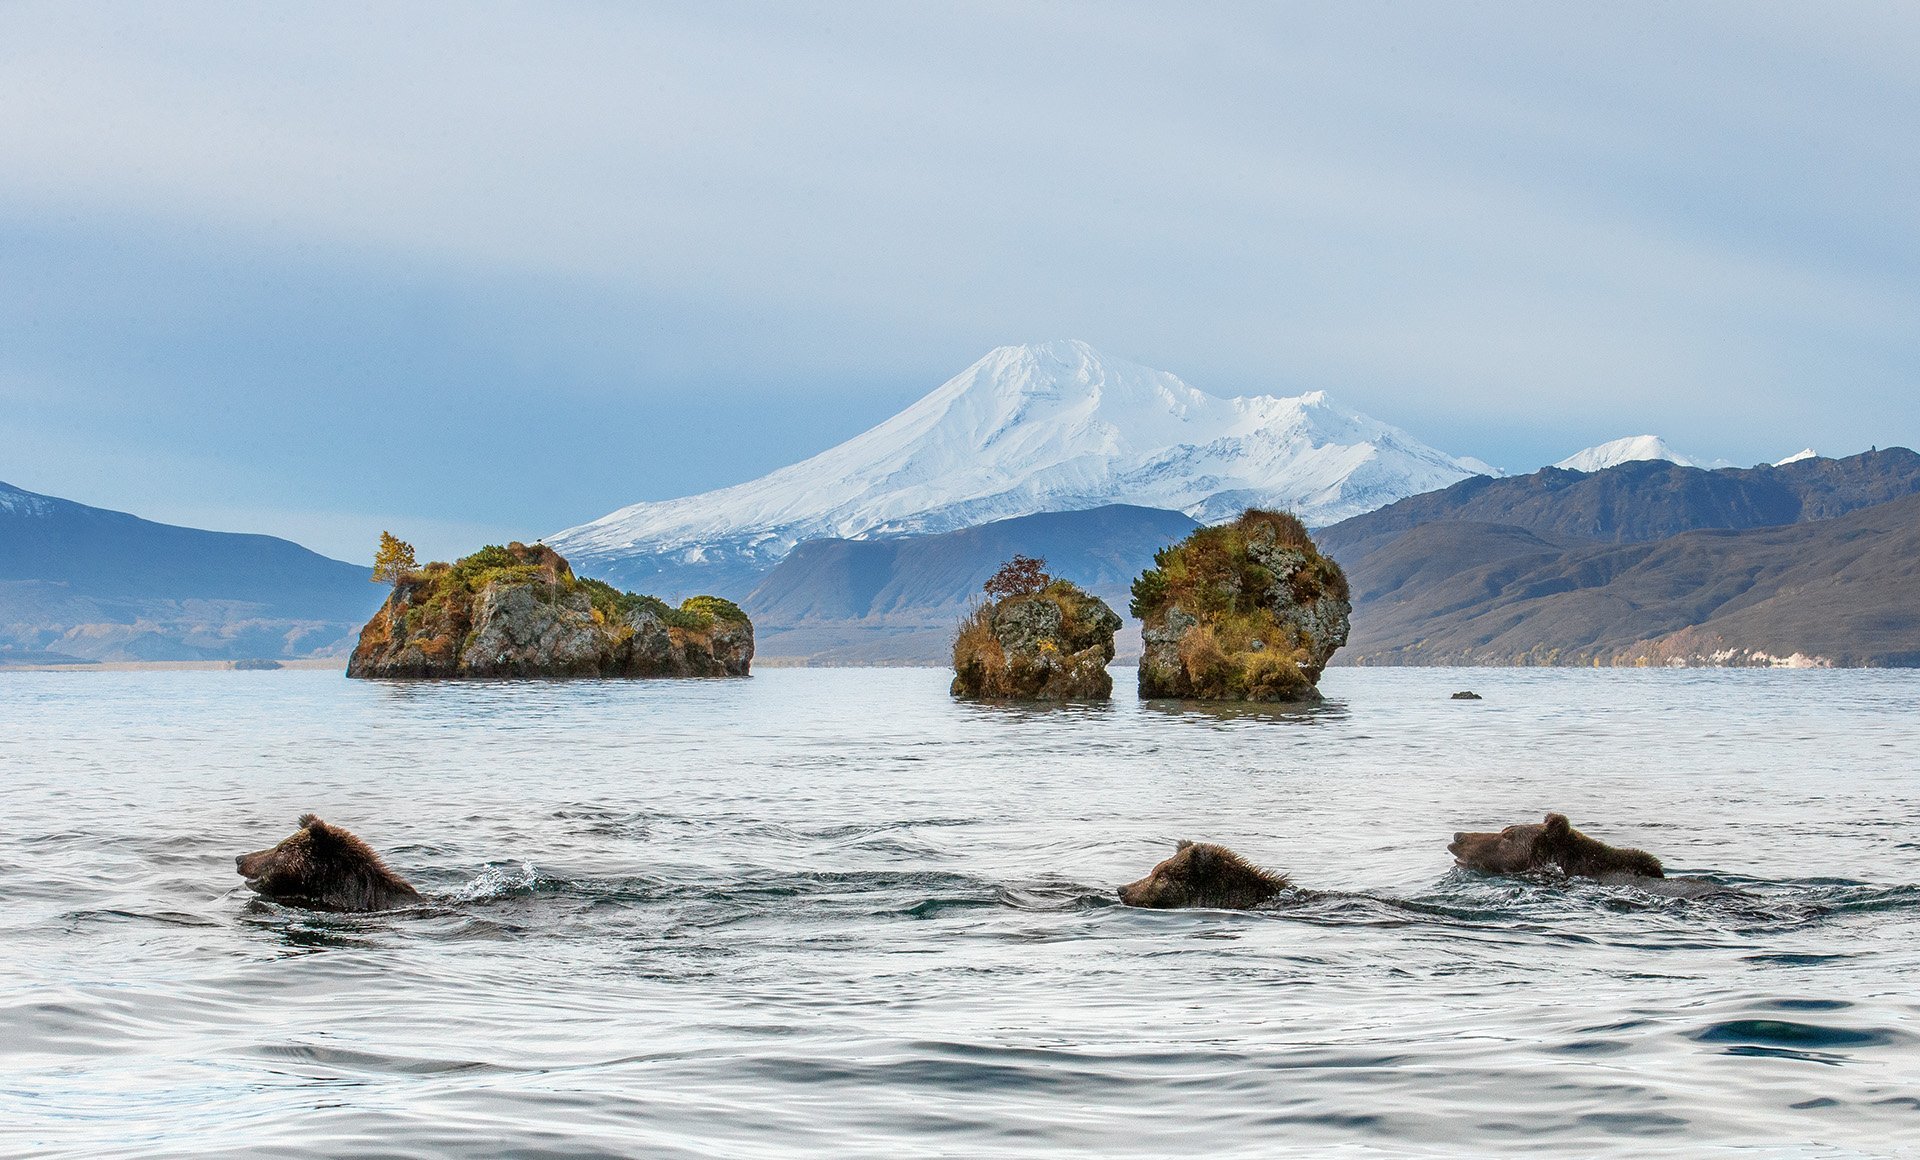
[1552,434,1705,472]
[547,340,1495,596]
[1554,434,1820,473]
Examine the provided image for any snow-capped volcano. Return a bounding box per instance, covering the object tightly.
[1553,435,1701,473]
[548,341,1494,596]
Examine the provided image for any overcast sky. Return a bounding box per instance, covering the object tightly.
[3,2,1916,561]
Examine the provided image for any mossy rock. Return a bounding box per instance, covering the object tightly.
[951,580,1121,701]
[1131,509,1350,702]
[347,542,753,679]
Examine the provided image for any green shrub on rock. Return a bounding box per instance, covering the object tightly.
[680,595,750,627]
[1132,509,1350,702]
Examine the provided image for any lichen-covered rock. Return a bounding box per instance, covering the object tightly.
[702,612,755,677]
[346,542,753,679]
[951,580,1122,700]
[611,597,754,678]
[1132,509,1350,702]
[463,582,605,677]
[618,605,677,675]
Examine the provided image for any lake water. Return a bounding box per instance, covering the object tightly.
[3,666,1918,1158]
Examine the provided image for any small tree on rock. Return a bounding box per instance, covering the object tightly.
[983,554,1052,601]
[372,531,418,589]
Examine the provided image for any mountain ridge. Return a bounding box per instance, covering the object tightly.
[1334,492,1920,667]
[1317,448,1920,667]
[741,449,1920,666]
[0,479,385,662]
[1316,448,1920,562]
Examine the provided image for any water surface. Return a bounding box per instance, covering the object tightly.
[3,667,1917,1157]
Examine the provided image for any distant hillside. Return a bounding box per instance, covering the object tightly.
[1320,450,1920,667]
[745,504,1199,664]
[0,481,385,663]
[1318,447,1920,561]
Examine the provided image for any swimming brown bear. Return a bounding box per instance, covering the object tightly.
[1448,813,1664,881]
[235,814,422,912]
[1117,840,1290,909]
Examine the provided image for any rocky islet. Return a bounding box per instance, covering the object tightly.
[950,573,1122,701]
[1131,509,1351,702]
[347,542,752,679]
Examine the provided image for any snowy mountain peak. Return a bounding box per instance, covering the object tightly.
[912,340,1212,454]
[1775,448,1818,466]
[1553,435,1699,473]
[547,342,1494,596]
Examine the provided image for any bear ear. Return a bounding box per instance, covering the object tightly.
[301,816,335,841]
[1543,813,1571,835]
[1176,839,1194,852]
[297,813,320,830]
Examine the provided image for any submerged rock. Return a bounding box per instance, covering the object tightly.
[1132,509,1350,702]
[1451,690,1483,700]
[951,578,1122,701]
[347,542,752,679]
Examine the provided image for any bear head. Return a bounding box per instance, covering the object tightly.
[1117,840,1289,910]
[1447,817,1555,875]
[235,814,422,912]
[1449,813,1664,880]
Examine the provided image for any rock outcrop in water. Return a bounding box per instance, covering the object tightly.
[346,542,752,679]
[1131,509,1350,701]
[951,559,1121,700]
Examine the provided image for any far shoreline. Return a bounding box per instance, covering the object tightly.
[0,658,350,674]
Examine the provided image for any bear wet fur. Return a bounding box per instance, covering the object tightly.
[1117,840,1290,909]
[1448,812,1664,881]
[235,814,422,912]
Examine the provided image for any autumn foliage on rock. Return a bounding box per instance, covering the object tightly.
[371,532,417,589]
[981,554,1051,600]
[952,555,1120,701]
